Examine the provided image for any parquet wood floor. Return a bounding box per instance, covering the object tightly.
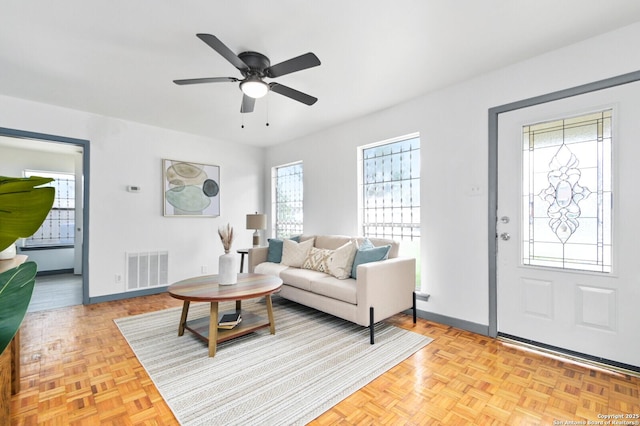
[9,293,640,425]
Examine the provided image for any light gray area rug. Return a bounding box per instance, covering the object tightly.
[115,296,432,426]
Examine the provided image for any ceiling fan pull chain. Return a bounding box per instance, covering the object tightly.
[266,95,270,127]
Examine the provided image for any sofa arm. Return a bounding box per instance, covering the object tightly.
[355,257,416,325]
[248,247,269,272]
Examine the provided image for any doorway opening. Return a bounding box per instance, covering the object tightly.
[0,127,90,309]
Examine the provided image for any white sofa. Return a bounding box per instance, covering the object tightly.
[248,234,416,343]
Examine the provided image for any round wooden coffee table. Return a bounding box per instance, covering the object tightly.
[168,273,282,357]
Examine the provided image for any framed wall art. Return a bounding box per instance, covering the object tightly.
[163,159,220,217]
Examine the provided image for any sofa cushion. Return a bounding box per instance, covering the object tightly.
[266,236,300,263]
[351,240,391,278]
[310,275,357,305]
[313,235,352,250]
[281,238,315,267]
[327,241,357,279]
[302,247,333,273]
[280,268,328,291]
[254,262,289,278]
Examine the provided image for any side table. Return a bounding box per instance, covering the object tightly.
[237,248,249,272]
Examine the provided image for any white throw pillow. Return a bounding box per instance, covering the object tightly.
[281,238,315,268]
[327,240,357,279]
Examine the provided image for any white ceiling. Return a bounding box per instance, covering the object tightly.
[2,1,640,147]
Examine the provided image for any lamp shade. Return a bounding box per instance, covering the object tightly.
[246,213,267,230]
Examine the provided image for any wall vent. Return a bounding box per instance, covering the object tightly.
[126,251,168,291]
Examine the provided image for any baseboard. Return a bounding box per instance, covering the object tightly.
[403,308,490,336]
[93,287,488,336]
[36,268,74,276]
[88,286,168,304]
[91,288,489,337]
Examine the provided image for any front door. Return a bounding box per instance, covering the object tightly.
[496,81,640,368]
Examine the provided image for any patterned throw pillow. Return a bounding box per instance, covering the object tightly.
[281,238,315,268]
[302,247,334,273]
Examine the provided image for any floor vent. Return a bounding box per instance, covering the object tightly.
[126,251,168,290]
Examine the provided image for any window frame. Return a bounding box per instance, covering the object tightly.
[357,133,421,290]
[22,169,76,248]
[271,161,304,239]
[357,133,421,241]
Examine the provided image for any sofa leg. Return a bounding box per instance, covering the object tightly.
[369,306,375,345]
[413,291,417,324]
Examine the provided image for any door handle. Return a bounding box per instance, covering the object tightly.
[500,232,510,241]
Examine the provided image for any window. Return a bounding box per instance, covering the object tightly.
[522,110,612,272]
[359,134,420,287]
[272,162,303,238]
[23,170,75,247]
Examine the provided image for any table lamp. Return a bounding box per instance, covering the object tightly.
[246,213,267,247]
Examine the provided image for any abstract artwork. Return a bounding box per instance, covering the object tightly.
[163,159,220,217]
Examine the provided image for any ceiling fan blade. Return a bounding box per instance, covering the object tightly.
[196,34,249,72]
[173,77,238,85]
[266,52,321,78]
[269,83,317,105]
[241,95,255,113]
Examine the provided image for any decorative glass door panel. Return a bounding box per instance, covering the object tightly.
[522,110,612,272]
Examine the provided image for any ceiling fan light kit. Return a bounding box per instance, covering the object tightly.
[240,78,269,99]
[174,34,321,114]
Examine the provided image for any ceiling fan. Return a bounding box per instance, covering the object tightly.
[173,34,321,113]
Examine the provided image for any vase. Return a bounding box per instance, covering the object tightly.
[0,243,16,260]
[218,252,237,285]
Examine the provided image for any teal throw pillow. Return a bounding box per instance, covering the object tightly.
[358,238,374,250]
[267,236,301,263]
[351,242,391,278]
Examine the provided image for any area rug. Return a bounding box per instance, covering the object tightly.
[115,296,432,426]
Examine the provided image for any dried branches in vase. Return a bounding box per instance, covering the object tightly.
[218,223,234,254]
[217,223,237,284]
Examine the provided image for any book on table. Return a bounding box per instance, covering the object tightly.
[218,311,242,329]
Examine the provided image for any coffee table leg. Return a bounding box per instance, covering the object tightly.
[235,300,241,311]
[265,294,276,335]
[209,301,219,357]
[178,301,190,336]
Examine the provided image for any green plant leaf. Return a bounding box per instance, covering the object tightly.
[0,261,37,354]
[0,176,55,251]
[0,176,54,194]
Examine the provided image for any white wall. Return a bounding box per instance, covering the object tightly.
[0,96,264,298]
[0,145,76,175]
[3,22,639,315]
[264,22,640,327]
